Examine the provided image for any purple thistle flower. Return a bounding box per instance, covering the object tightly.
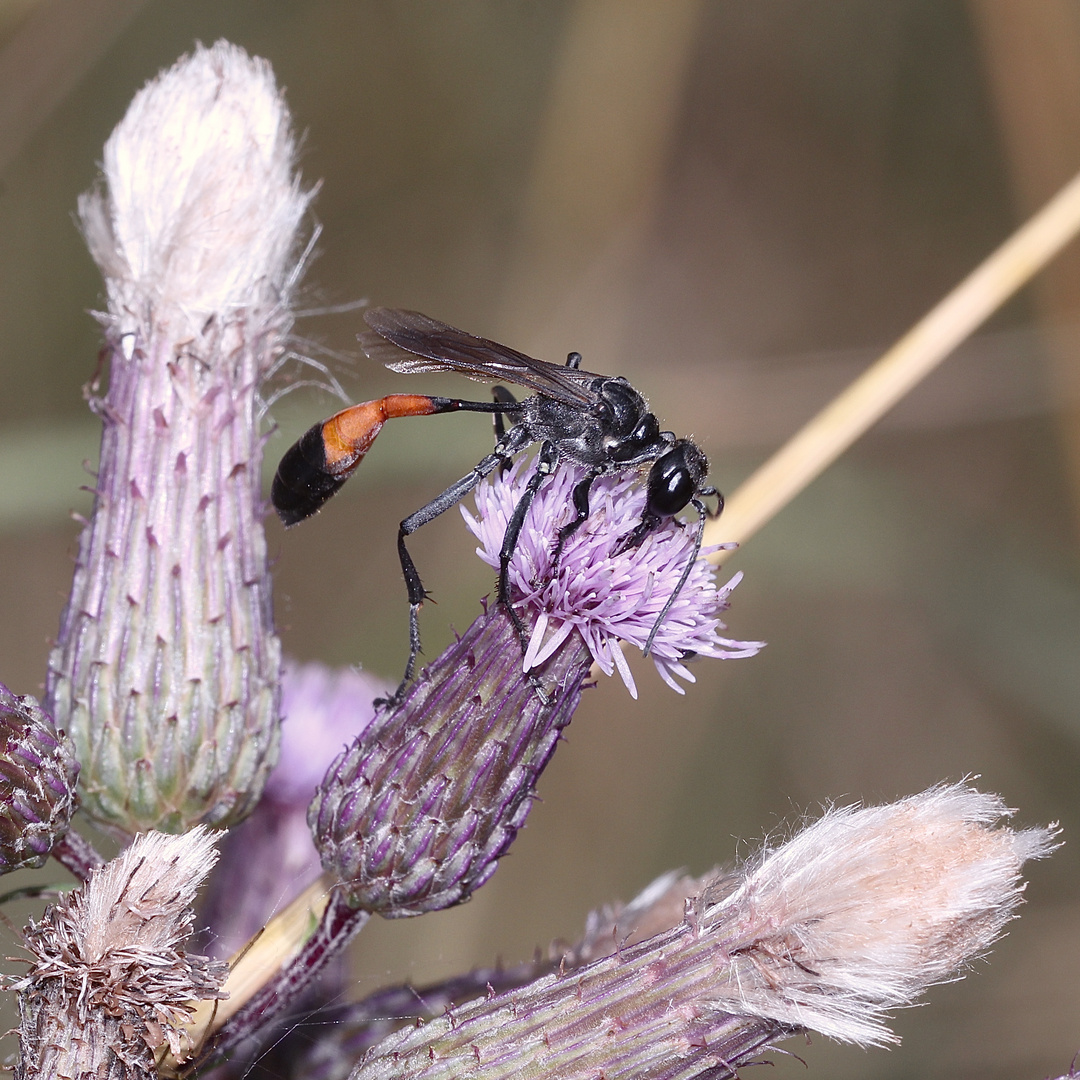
[463,457,763,697]
[212,455,757,1051]
[310,457,760,918]
[269,661,387,806]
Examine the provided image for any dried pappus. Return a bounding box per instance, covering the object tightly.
[79,39,308,327]
[348,784,1056,1080]
[707,782,1060,1045]
[46,41,315,836]
[14,828,227,1080]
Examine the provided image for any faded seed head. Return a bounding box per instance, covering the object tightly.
[348,784,1057,1080]
[704,782,1061,1045]
[79,40,309,333]
[15,828,227,1076]
[46,41,314,837]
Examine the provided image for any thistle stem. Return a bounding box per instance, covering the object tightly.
[205,888,369,1061]
[49,830,104,881]
[178,877,332,1047]
[709,165,1080,559]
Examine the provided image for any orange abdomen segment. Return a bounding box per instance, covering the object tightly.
[271,395,442,526]
[321,395,440,470]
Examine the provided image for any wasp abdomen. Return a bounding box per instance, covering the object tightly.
[271,423,348,526]
[272,396,443,526]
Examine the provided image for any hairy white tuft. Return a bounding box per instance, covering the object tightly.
[348,784,1057,1078]
[70,827,220,967]
[16,828,227,1072]
[79,40,312,334]
[704,783,1060,1045]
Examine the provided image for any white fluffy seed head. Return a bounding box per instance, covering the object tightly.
[20,828,222,989]
[17,828,226,1066]
[345,785,1057,1079]
[73,827,220,963]
[79,40,312,336]
[705,783,1060,1045]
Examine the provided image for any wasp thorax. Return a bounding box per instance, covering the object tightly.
[598,377,650,435]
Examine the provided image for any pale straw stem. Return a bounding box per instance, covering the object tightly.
[708,167,1080,562]
[182,876,331,1048]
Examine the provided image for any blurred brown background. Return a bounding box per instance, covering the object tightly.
[1,2,1079,1077]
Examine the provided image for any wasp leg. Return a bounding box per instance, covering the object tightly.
[497,440,559,703]
[699,484,724,518]
[491,385,518,444]
[491,386,519,476]
[384,423,534,707]
[551,472,596,570]
[612,507,663,556]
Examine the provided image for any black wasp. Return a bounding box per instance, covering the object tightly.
[272,308,723,702]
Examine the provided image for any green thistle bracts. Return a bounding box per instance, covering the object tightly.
[45,322,282,835]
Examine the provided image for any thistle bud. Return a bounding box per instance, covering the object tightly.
[312,602,591,916]
[312,459,760,916]
[45,42,313,836]
[0,685,78,875]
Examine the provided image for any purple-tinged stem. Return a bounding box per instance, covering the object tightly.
[49,830,104,881]
[208,890,369,1062]
[295,872,714,1076]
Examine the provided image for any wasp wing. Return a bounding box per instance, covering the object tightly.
[361,308,602,407]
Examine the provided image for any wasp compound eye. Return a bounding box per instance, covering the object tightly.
[647,459,694,517]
